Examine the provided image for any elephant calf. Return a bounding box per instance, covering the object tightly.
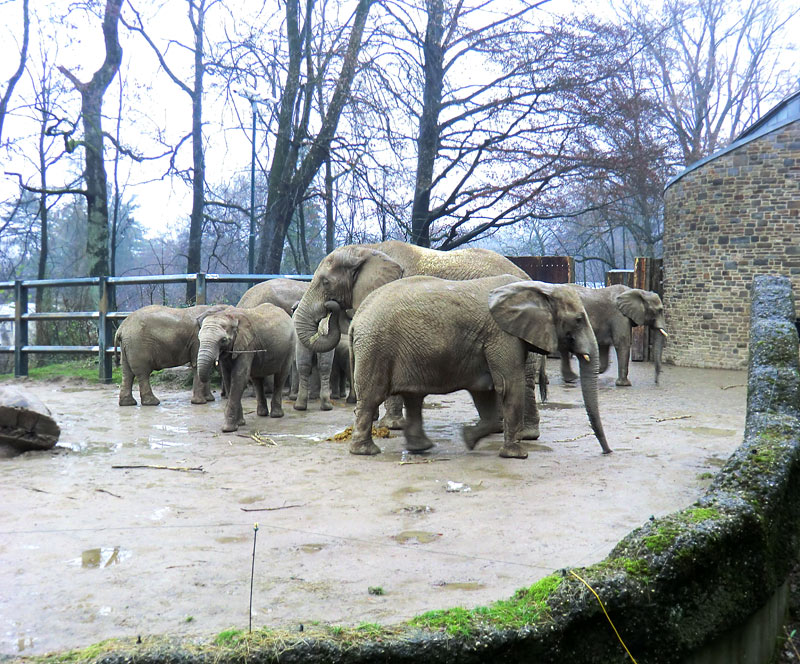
[197,304,296,433]
[348,275,611,459]
[115,304,225,407]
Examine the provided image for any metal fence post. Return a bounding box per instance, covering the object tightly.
[14,279,28,377]
[196,273,207,305]
[98,276,113,383]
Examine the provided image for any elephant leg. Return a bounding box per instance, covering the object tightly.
[377,395,405,430]
[288,360,299,400]
[598,345,610,374]
[520,355,540,441]
[270,363,290,418]
[615,341,632,386]
[190,368,210,405]
[223,360,249,432]
[253,377,269,417]
[138,373,160,406]
[346,379,357,404]
[317,350,334,411]
[561,351,579,383]
[402,394,434,453]
[118,352,137,406]
[463,391,502,450]
[294,346,312,411]
[499,383,527,459]
[351,396,382,455]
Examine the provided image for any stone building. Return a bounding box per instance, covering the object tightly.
[662,91,800,369]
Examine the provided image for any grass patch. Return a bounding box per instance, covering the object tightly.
[214,628,245,645]
[0,359,121,384]
[643,507,721,554]
[411,574,562,637]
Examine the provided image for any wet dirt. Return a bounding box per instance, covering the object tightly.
[0,358,747,656]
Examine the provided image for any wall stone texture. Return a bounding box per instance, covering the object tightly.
[663,119,800,368]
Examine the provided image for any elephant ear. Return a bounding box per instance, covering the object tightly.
[616,289,647,326]
[194,304,229,328]
[488,281,558,355]
[351,248,404,310]
[229,315,252,360]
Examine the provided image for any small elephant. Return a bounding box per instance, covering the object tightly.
[347,275,611,459]
[115,304,226,407]
[330,311,356,403]
[196,304,296,433]
[562,284,667,386]
[238,278,333,410]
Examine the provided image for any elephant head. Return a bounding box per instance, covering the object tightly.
[488,281,611,454]
[196,308,255,382]
[294,245,404,354]
[616,289,667,384]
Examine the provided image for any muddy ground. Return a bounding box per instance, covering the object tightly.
[0,358,747,658]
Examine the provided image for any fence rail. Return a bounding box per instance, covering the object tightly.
[0,272,312,383]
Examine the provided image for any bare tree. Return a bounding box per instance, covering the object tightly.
[0,0,29,146]
[58,0,123,280]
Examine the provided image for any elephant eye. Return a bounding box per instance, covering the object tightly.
[322,277,330,288]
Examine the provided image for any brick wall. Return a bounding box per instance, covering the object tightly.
[663,120,800,369]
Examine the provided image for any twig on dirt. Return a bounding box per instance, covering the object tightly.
[23,485,50,494]
[95,488,122,498]
[111,464,205,473]
[554,432,593,442]
[399,457,451,466]
[240,503,305,513]
[651,415,692,422]
[721,384,745,390]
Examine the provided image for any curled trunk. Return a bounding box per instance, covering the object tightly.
[196,342,220,383]
[294,291,342,354]
[578,354,612,454]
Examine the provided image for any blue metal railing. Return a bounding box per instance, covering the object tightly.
[0,272,312,384]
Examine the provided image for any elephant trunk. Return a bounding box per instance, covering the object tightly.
[294,287,342,354]
[653,326,666,385]
[197,341,220,383]
[578,353,612,454]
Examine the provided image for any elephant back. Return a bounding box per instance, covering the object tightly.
[237,278,310,314]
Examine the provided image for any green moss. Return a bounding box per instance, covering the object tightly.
[214,628,245,645]
[356,622,385,638]
[411,574,562,636]
[34,639,118,663]
[643,507,720,554]
[0,359,121,384]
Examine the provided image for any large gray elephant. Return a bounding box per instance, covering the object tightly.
[115,304,226,406]
[196,304,296,432]
[346,275,611,458]
[562,284,667,386]
[238,278,334,410]
[292,241,544,439]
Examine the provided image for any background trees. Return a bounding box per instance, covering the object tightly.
[0,0,796,305]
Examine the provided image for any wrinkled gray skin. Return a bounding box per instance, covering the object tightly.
[196,304,296,433]
[348,275,611,459]
[115,304,226,406]
[238,279,333,410]
[331,311,356,403]
[562,284,667,386]
[293,241,543,439]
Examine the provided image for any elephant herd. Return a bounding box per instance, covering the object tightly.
[114,240,667,460]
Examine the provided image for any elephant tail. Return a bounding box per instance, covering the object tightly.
[113,328,122,367]
[538,358,548,403]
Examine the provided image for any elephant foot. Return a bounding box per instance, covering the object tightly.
[257,405,269,417]
[222,422,239,433]
[118,396,137,407]
[191,396,207,405]
[378,414,405,430]
[293,401,308,411]
[562,370,579,383]
[349,438,381,455]
[204,393,215,403]
[462,424,483,450]
[270,407,284,418]
[616,378,632,387]
[141,396,160,406]
[520,424,540,440]
[347,395,357,404]
[320,399,333,412]
[499,442,528,459]
[405,434,434,453]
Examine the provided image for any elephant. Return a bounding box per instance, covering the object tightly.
[346,275,611,458]
[330,310,356,403]
[292,240,543,439]
[196,303,296,433]
[562,284,667,386]
[238,278,334,409]
[115,304,227,407]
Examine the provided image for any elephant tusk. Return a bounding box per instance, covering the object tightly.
[581,354,590,363]
[659,329,669,337]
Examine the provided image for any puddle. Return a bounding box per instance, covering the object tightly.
[300,543,326,553]
[393,530,441,544]
[540,402,580,410]
[705,456,727,468]
[394,505,434,515]
[436,581,486,591]
[475,467,525,481]
[76,547,130,569]
[392,485,423,500]
[683,427,738,437]
[147,437,188,449]
[216,535,249,544]
[239,495,264,505]
[17,636,34,652]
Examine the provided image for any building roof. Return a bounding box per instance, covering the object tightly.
[665,88,800,191]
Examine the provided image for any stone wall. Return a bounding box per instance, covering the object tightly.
[663,120,800,368]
